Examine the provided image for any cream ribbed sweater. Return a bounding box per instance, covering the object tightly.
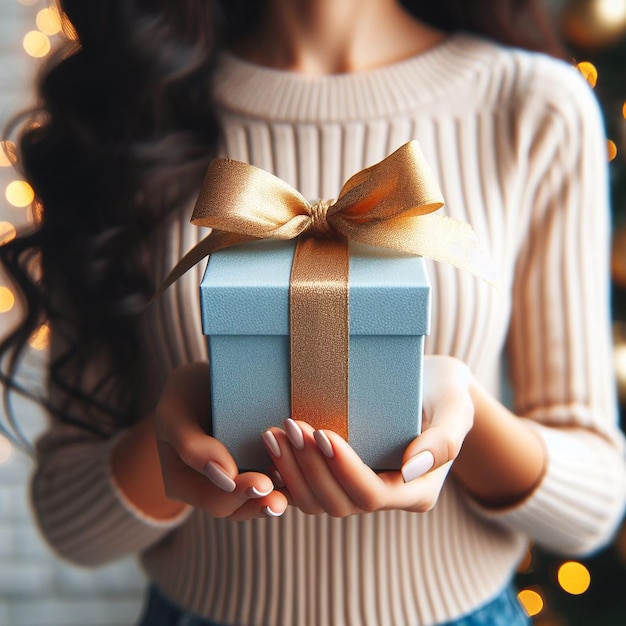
[33,34,626,625]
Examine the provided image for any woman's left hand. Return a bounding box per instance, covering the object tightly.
[262,355,475,516]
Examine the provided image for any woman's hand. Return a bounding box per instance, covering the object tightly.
[154,363,288,521]
[261,355,475,516]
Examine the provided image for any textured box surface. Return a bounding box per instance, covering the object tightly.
[201,239,431,470]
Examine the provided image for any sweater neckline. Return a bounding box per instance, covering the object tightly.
[212,32,497,122]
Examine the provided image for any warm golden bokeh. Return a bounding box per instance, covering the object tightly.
[6,180,34,207]
[608,139,618,161]
[517,588,544,617]
[23,30,51,58]
[36,6,62,36]
[29,323,50,351]
[0,221,17,245]
[0,286,15,313]
[576,61,598,87]
[557,561,591,595]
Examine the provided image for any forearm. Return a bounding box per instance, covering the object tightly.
[451,378,546,508]
[111,413,188,519]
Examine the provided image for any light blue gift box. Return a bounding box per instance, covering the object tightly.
[200,239,431,470]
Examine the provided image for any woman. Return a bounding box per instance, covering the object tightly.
[1,1,625,624]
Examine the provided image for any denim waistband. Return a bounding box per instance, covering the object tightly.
[137,582,530,626]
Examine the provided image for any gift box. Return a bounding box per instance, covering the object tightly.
[200,238,431,471]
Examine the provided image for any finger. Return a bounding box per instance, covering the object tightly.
[262,426,324,515]
[159,441,274,515]
[401,390,474,484]
[286,421,361,517]
[309,429,388,513]
[158,403,239,478]
[381,462,454,512]
[228,490,289,522]
[156,363,241,477]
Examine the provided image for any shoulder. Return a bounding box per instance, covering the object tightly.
[481,36,601,125]
[454,35,596,107]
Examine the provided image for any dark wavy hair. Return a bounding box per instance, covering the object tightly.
[0,0,563,446]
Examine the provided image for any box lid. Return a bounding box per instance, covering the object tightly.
[201,239,430,336]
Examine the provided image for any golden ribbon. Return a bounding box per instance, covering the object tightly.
[162,141,492,440]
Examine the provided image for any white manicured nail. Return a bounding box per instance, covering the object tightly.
[204,461,236,493]
[401,451,435,483]
[264,505,284,517]
[247,486,273,498]
[262,430,281,458]
[313,430,334,458]
[283,419,305,450]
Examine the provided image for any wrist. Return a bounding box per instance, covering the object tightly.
[452,380,547,508]
[110,414,188,520]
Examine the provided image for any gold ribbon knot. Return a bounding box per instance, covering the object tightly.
[308,199,335,237]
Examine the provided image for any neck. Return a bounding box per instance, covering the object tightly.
[231,0,445,75]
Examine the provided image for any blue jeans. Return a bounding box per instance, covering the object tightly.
[137,583,530,626]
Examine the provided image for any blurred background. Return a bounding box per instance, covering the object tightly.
[0,1,625,625]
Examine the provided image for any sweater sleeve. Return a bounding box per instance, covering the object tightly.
[31,419,192,567]
[30,316,193,567]
[468,57,626,556]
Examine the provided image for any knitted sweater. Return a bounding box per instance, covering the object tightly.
[33,34,626,626]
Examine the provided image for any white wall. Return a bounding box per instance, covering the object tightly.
[0,3,145,625]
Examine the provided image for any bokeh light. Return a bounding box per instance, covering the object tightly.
[576,61,598,87]
[517,588,544,617]
[6,180,34,207]
[0,286,15,313]
[29,324,50,351]
[608,139,618,161]
[596,0,626,23]
[0,221,17,245]
[557,561,591,595]
[23,30,51,58]
[36,7,62,36]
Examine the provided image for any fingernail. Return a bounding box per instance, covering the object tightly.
[283,418,304,450]
[264,505,284,517]
[247,485,273,498]
[401,451,435,483]
[313,430,334,458]
[271,469,285,488]
[204,461,237,493]
[262,430,281,458]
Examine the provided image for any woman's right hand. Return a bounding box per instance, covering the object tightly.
[154,362,288,520]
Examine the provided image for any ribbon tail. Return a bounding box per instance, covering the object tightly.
[338,213,496,286]
[154,230,259,300]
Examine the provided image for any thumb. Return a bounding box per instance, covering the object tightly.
[400,373,474,483]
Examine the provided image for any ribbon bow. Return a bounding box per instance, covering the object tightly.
[161,141,493,291]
